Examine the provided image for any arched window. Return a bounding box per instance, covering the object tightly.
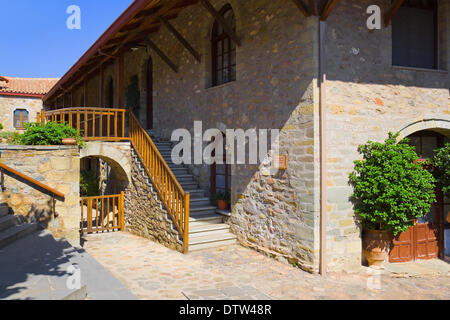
[13,109,28,129]
[211,4,236,86]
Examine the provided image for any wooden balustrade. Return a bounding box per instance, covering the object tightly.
[42,108,128,141]
[129,113,190,253]
[80,192,124,234]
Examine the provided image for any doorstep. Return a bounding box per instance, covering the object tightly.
[216,209,231,217]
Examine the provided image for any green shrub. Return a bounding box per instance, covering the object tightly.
[20,122,83,146]
[80,170,100,197]
[211,191,231,202]
[0,131,21,145]
[0,123,4,130]
[432,142,450,195]
[349,132,436,236]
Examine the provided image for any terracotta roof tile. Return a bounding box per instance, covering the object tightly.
[0,76,59,96]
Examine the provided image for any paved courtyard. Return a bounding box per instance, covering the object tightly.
[83,231,450,300]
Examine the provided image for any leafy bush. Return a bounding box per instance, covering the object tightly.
[211,191,231,202]
[20,122,83,146]
[432,143,450,195]
[0,131,21,145]
[80,170,100,197]
[349,132,436,236]
[0,123,4,130]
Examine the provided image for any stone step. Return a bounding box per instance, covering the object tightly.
[0,205,10,218]
[0,215,22,232]
[180,183,198,190]
[0,223,39,249]
[189,214,223,224]
[175,176,195,183]
[184,189,205,198]
[189,223,230,236]
[190,206,217,216]
[189,228,232,240]
[190,197,211,206]
[189,238,237,252]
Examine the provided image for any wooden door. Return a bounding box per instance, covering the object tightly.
[389,227,414,263]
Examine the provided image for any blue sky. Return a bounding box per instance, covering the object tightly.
[0,0,134,78]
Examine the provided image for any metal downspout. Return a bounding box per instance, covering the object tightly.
[319,19,327,276]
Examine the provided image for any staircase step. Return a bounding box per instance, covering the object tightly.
[0,215,22,232]
[0,205,10,218]
[189,214,223,224]
[189,223,230,235]
[0,223,39,249]
[190,206,217,215]
[190,197,211,206]
[189,238,237,252]
[180,183,198,189]
[184,189,205,198]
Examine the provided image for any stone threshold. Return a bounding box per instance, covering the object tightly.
[216,209,231,217]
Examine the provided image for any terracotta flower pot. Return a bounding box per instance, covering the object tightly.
[217,200,228,210]
[62,138,77,145]
[362,229,391,269]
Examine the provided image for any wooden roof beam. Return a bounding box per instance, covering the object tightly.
[320,0,339,21]
[139,32,179,73]
[384,0,405,27]
[291,0,310,17]
[158,15,201,62]
[199,0,241,46]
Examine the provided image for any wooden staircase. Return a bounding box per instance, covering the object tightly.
[0,203,39,249]
[140,134,237,252]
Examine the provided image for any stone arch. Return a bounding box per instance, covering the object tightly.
[80,142,131,184]
[396,118,450,141]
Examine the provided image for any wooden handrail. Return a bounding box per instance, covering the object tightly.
[129,112,190,253]
[0,162,65,199]
[42,107,129,141]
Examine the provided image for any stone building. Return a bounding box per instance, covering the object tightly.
[42,0,449,273]
[0,76,58,131]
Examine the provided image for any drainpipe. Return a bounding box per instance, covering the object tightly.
[318,19,327,276]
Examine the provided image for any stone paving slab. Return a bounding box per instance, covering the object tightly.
[83,232,450,300]
[0,230,137,300]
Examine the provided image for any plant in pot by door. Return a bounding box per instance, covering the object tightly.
[212,191,231,210]
[349,133,436,268]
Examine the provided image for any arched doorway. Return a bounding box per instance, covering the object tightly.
[146,57,153,130]
[389,129,450,262]
[210,132,231,209]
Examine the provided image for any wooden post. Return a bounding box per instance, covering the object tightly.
[120,191,125,231]
[37,112,41,124]
[183,193,190,254]
[41,110,45,125]
[99,64,104,107]
[116,53,124,108]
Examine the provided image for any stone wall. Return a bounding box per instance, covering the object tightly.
[0,96,42,131]
[124,153,183,252]
[140,0,320,272]
[0,145,81,245]
[323,0,450,271]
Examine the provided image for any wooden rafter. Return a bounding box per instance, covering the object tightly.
[139,32,179,73]
[291,0,310,17]
[384,0,405,27]
[320,0,339,21]
[199,0,241,46]
[308,0,317,16]
[158,15,201,62]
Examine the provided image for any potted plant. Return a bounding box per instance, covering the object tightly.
[212,191,231,210]
[349,133,436,268]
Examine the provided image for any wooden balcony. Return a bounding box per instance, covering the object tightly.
[39,108,129,141]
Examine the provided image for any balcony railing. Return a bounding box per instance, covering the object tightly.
[38,108,128,141]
